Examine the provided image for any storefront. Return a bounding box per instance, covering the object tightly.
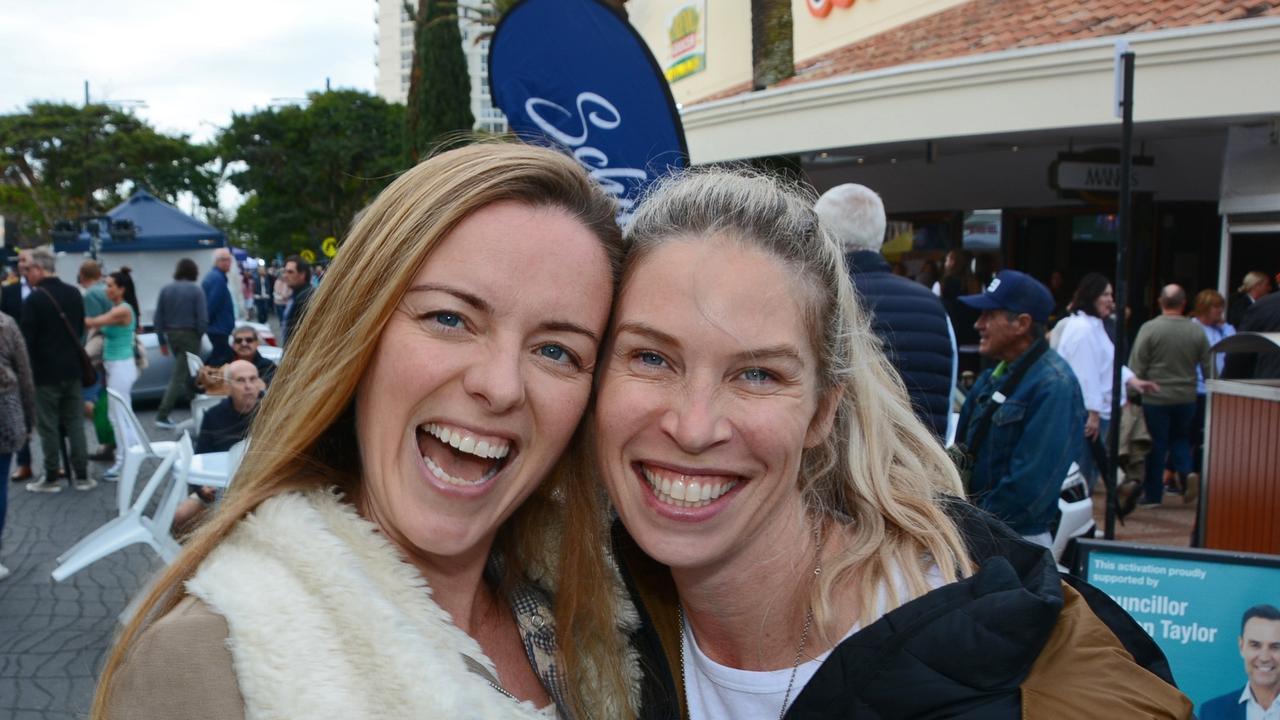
[628,1,1280,319]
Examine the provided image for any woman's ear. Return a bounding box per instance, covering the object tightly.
[804,386,844,449]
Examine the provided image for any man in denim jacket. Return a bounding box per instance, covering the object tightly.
[956,270,1085,547]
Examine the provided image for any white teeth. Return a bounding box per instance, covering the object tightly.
[424,423,510,460]
[670,479,686,501]
[641,467,737,509]
[423,453,503,487]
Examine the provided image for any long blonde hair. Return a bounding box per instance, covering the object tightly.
[94,142,634,719]
[623,167,976,639]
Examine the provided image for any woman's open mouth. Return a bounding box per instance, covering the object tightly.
[635,462,739,510]
[416,422,512,488]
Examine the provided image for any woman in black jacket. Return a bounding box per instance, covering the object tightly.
[597,167,1192,720]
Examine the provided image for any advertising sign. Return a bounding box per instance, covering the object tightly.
[1078,540,1280,716]
[666,2,707,83]
[489,0,688,226]
[1053,161,1157,192]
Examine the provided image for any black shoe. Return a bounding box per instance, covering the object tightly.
[89,445,116,463]
[1115,479,1142,520]
[1137,497,1162,506]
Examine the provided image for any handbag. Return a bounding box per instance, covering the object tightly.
[134,335,149,370]
[951,340,1049,495]
[0,389,26,452]
[35,286,97,387]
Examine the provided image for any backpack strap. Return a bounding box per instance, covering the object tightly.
[965,339,1049,457]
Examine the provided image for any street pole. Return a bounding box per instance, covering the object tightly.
[1105,49,1135,540]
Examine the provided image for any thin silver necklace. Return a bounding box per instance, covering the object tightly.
[679,543,823,720]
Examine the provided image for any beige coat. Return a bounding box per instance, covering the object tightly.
[104,490,637,720]
[107,596,243,720]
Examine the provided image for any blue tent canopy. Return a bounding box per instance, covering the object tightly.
[53,190,226,254]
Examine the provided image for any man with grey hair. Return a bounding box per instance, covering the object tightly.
[19,247,92,491]
[1228,270,1272,327]
[172,359,264,530]
[815,183,955,438]
[202,248,236,365]
[230,323,276,386]
[1130,284,1211,506]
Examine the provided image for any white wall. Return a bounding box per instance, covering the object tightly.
[54,250,228,328]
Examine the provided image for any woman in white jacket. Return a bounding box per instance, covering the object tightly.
[1055,273,1157,490]
[94,144,640,720]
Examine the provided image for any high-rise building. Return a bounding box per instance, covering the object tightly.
[373,0,507,134]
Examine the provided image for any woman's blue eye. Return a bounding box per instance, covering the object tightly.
[638,351,665,367]
[432,312,462,328]
[742,368,773,383]
[539,344,569,363]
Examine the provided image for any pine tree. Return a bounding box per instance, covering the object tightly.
[404,1,475,163]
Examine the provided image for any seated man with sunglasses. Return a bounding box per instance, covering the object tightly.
[229,324,276,387]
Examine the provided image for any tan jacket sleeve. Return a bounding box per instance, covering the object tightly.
[1021,582,1194,719]
[104,596,245,720]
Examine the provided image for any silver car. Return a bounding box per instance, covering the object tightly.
[132,322,281,402]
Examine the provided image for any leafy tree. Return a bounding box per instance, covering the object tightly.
[752,0,794,90]
[0,102,217,244]
[404,1,475,162]
[219,89,405,258]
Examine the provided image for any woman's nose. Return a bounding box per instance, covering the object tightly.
[659,386,731,453]
[463,345,526,413]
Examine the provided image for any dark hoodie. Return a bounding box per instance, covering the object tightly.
[617,502,1192,720]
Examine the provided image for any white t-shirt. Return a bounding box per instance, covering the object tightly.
[682,564,944,719]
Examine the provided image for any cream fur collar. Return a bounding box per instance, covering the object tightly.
[187,489,559,720]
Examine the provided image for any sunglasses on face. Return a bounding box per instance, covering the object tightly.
[233,337,257,345]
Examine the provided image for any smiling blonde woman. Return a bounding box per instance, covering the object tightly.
[600,167,1192,720]
[94,143,639,720]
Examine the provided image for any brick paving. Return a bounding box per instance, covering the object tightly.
[1,408,180,720]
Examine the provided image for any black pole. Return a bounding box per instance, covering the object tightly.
[1105,51,1135,540]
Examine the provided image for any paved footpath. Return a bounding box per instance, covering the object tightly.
[1,408,181,720]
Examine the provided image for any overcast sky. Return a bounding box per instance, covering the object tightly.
[1,0,379,143]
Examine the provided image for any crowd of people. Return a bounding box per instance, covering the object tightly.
[5,143,1278,716]
[856,203,1278,535]
[0,244,322,582]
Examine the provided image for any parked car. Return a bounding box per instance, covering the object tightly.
[131,323,279,403]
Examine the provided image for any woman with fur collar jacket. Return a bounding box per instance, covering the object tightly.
[593,168,1192,720]
[95,144,641,720]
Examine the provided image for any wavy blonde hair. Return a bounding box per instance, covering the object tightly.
[623,166,976,639]
[94,142,634,719]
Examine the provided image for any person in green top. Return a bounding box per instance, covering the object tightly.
[78,260,115,462]
[85,268,140,482]
[1129,284,1212,505]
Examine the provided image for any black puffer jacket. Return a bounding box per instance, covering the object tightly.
[845,251,953,438]
[620,503,1192,720]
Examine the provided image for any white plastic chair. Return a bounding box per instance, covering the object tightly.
[104,388,178,516]
[52,434,193,582]
[190,394,225,435]
[187,439,248,491]
[180,351,224,434]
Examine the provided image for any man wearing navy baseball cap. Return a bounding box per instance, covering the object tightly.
[954,270,1085,548]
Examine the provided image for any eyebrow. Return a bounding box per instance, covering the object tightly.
[615,322,802,365]
[407,283,492,314]
[614,322,683,351]
[730,345,804,366]
[409,283,599,343]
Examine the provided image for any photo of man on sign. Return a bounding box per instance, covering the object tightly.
[1200,605,1280,719]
